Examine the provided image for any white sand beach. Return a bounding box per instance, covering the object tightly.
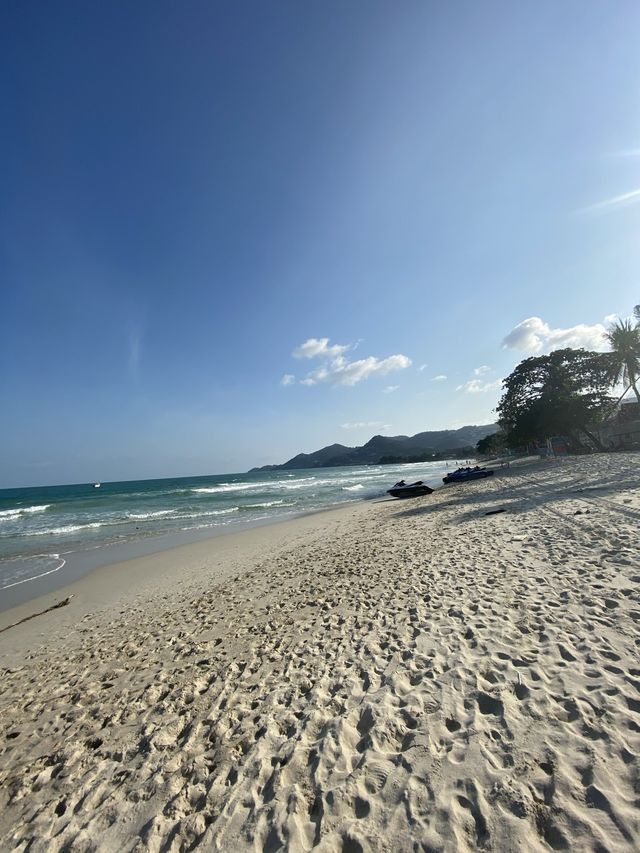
[1,453,639,852]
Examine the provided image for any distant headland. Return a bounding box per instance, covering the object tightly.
[249,424,497,472]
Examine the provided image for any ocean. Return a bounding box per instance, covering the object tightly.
[0,460,458,596]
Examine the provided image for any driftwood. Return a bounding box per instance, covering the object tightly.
[0,596,73,634]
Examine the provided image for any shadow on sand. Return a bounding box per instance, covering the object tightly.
[389,459,640,526]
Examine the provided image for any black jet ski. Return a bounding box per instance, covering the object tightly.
[387,480,434,498]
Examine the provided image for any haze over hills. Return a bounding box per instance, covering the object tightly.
[250,424,497,471]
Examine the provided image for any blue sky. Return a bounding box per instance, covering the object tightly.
[2,1,640,486]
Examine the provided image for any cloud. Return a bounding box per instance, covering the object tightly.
[280,374,295,386]
[431,374,447,382]
[473,365,491,376]
[579,187,640,215]
[382,385,399,393]
[502,316,607,354]
[340,421,391,430]
[418,364,428,371]
[457,379,502,394]
[293,340,411,387]
[604,313,618,324]
[290,336,411,387]
[293,337,349,359]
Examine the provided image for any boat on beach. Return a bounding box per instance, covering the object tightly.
[442,467,494,485]
[387,481,434,499]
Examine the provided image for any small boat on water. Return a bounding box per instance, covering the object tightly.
[442,467,494,485]
[93,483,101,488]
[387,480,434,499]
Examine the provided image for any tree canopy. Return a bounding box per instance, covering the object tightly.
[496,348,614,449]
[606,318,640,403]
[476,432,506,456]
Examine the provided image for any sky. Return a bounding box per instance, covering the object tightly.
[2,1,640,487]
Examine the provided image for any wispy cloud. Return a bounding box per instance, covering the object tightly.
[473,365,491,376]
[431,374,447,382]
[457,378,502,394]
[340,421,391,430]
[293,337,349,359]
[579,187,640,215]
[291,337,411,387]
[382,385,399,394]
[502,316,607,353]
[281,374,295,386]
[418,363,428,372]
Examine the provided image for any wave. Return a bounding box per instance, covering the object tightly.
[178,507,239,520]
[191,484,264,494]
[0,553,66,590]
[242,500,295,509]
[31,522,108,536]
[343,484,364,491]
[190,476,319,495]
[15,506,243,537]
[0,504,50,521]
[127,509,174,520]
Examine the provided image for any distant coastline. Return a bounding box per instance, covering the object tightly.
[249,423,495,471]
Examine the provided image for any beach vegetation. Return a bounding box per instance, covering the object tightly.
[496,348,613,450]
[605,318,640,404]
[476,432,507,456]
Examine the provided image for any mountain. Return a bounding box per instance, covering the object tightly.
[249,424,497,471]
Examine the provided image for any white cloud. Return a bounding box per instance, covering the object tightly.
[502,316,607,354]
[382,385,399,394]
[604,313,618,324]
[290,337,411,387]
[473,365,491,376]
[340,421,391,430]
[579,187,640,215]
[418,363,428,371]
[457,379,502,394]
[293,337,348,359]
[431,374,447,382]
[280,374,295,386]
[299,353,411,387]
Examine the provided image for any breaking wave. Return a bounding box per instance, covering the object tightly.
[0,504,50,521]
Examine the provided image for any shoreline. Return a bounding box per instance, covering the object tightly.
[0,462,455,611]
[0,498,377,657]
[2,453,639,851]
[0,498,380,617]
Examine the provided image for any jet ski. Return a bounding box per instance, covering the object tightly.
[387,480,434,498]
[442,466,494,485]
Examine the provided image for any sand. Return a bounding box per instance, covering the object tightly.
[1,453,639,852]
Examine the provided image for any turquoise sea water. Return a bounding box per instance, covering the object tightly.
[0,460,456,593]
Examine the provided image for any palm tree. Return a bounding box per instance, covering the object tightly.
[606,319,640,403]
[634,304,640,325]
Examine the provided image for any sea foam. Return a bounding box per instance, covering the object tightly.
[0,504,50,521]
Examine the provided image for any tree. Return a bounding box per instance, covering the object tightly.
[496,348,613,449]
[634,304,640,325]
[605,319,640,404]
[476,432,506,456]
